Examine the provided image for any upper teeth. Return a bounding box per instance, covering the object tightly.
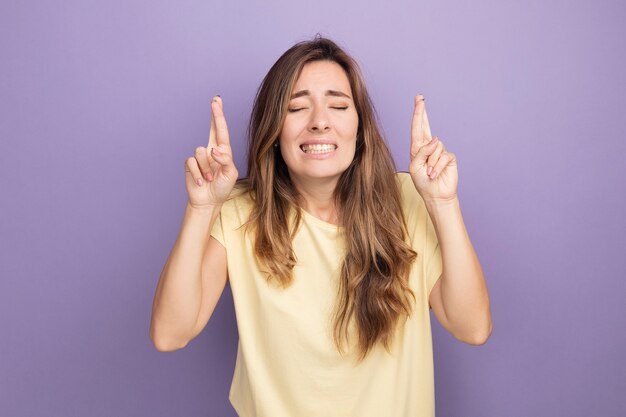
[301,144,337,153]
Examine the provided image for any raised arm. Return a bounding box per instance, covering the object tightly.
[409,94,492,345]
[149,96,238,351]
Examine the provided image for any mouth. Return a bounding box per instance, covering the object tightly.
[299,143,338,154]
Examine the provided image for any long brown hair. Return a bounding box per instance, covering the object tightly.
[239,35,417,362]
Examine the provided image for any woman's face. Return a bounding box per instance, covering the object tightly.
[278,60,359,187]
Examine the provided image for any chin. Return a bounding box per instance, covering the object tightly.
[295,166,351,183]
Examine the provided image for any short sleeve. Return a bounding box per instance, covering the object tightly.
[210,209,225,247]
[423,210,443,299]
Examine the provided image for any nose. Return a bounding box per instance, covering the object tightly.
[308,106,330,133]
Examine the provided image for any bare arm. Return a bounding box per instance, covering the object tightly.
[149,204,228,351]
[426,197,492,345]
[149,96,237,351]
[409,94,492,345]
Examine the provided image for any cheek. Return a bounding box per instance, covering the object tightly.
[278,132,300,163]
[279,121,301,144]
[343,117,359,144]
[345,112,359,136]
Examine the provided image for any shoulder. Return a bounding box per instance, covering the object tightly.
[394,171,433,244]
[395,171,426,212]
[228,182,254,204]
[218,182,254,222]
[394,171,413,190]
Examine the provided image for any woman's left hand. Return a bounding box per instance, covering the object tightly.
[409,95,459,203]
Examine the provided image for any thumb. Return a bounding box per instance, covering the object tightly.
[414,137,439,164]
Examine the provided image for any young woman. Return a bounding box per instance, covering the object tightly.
[150,36,492,417]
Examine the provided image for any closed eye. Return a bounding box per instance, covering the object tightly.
[287,106,349,113]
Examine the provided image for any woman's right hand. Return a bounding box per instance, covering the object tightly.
[185,96,238,209]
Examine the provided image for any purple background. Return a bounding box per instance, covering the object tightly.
[1,0,625,416]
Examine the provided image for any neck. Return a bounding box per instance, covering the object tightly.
[290,175,340,225]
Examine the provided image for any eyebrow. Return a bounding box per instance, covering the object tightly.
[290,89,352,100]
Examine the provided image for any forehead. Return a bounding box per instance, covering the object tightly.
[292,60,352,93]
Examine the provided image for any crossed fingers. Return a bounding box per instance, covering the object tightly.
[208,96,231,150]
[409,95,452,180]
[185,96,234,184]
[410,95,432,159]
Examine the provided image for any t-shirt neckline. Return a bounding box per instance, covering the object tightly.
[300,208,343,231]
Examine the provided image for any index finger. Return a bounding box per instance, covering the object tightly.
[208,98,217,148]
[410,95,433,154]
[211,96,231,147]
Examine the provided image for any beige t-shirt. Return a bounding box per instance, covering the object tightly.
[210,172,443,417]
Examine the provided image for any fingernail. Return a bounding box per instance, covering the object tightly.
[212,146,221,155]
[196,178,203,187]
[430,170,437,179]
[427,166,432,176]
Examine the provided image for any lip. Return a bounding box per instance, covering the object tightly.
[299,138,338,146]
[301,148,336,160]
[299,139,338,160]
